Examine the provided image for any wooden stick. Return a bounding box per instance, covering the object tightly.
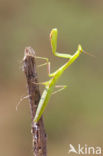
[23,47,47,156]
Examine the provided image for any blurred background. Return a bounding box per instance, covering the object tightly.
[0,0,103,155]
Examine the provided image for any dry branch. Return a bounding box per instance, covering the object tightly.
[23,47,47,156]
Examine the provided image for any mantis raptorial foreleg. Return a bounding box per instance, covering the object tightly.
[50,28,72,59]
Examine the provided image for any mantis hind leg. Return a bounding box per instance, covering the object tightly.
[50,29,84,59]
[32,81,50,86]
[52,85,67,95]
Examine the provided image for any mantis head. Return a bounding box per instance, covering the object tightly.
[78,44,95,57]
[78,44,83,53]
[50,28,58,55]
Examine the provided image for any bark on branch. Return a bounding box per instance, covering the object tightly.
[23,47,47,156]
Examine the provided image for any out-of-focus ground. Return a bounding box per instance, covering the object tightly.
[0,0,103,155]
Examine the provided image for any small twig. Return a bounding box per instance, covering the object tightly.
[23,47,47,156]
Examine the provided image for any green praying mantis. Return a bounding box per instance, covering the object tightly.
[33,28,85,124]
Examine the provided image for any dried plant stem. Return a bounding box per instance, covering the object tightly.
[23,47,47,156]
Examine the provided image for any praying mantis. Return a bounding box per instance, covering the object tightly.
[33,28,85,124]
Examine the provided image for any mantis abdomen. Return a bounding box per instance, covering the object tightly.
[34,86,54,123]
